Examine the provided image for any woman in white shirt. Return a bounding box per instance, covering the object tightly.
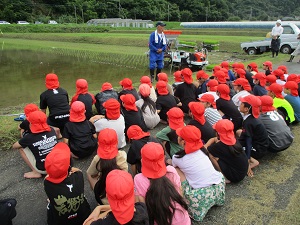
[271,20,284,58]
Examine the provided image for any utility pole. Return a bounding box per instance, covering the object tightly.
[119,0,121,18]
[168,4,170,22]
[74,5,77,24]
[81,6,84,23]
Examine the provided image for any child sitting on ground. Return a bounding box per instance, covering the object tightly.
[205,119,248,183]
[198,93,222,126]
[236,95,269,177]
[63,101,98,159]
[71,78,96,120]
[118,78,139,101]
[18,103,39,137]
[44,143,91,225]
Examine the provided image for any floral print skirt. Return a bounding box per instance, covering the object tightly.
[181,177,225,221]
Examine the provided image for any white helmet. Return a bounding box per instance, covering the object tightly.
[276,19,282,24]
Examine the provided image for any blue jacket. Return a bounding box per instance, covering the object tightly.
[149,31,166,61]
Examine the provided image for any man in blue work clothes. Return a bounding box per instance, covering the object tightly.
[149,21,167,82]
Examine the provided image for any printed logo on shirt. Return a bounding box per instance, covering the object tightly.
[32,135,57,156]
[54,194,85,216]
[66,184,73,192]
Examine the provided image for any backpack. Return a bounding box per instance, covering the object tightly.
[0,199,17,225]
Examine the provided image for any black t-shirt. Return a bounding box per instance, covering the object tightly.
[195,80,209,96]
[18,128,57,170]
[216,98,243,131]
[63,120,97,158]
[127,136,160,173]
[95,90,119,115]
[188,120,216,143]
[76,93,94,120]
[245,71,255,89]
[44,171,91,225]
[208,141,248,183]
[239,115,269,159]
[156,94,178,121]
[121,107,148,136]
[40,88,70,119]
[91,202,149,225]
[118,89,140,102]
[174,82,197,113]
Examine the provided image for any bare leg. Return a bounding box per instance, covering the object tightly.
[19,149,42,179]
[247,157,259,177]
[71,152,79,159]
[175,167,186,182]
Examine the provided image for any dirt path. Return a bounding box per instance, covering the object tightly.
[0,61,299,225]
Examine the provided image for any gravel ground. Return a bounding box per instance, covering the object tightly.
[0,61,299,225]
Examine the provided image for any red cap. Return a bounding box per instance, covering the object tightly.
[217,84,230,100]
[271,69,285,80]
[213,119,236,145]
[166,107,184,130]
[213,65,221,73]
[252,72,267,87]
[278,65,288,74]
[220,61,230,70]
[119,78,133,90]
[232,78,251,91]
[263,61,273,71]
[139,83,151,97]
[45,73,59,89]
[24,103,39,118]
[199,93,216,108]
[120,94,138,111]
[70,101,86,122]
[235,68,246,79]
[158,72,168,82]
[140,76,152,88]
[103,99,120,120]
[239,95,261,118]
[188,102,206,125]
[248,62,258,73]
[266,83,284,99]
[176,125,203,154]
[236,63,245,70]
[127,125,150,140]
[214,70,227,83]
[196,70,209,80]
[141,142,167,179]
[27,111,51,133]
[45,143,70,184]
[206,79,219,91]
[287,74,299,83]
[266,75,277,84]
[156,81,169,95]
[75,79,88,95]
[181,68,193,84]
[101,82,113,92]
[284,81,298,96]
[259,95,276,113]
[97,128,118,159]
[173,70,183,82]
[231,62,239,69]
[106,170,135,224]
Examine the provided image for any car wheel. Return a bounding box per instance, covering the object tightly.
[247,47,257,55]
[280,45,291,54]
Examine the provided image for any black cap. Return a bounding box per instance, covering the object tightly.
[156,21,166,27]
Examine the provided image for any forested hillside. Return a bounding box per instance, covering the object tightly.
[0,0,299,23]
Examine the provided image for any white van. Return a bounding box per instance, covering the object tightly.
[17,21,29,24]
[0,21,10,24]
[48,20,58,24]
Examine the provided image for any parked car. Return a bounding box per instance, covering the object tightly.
[0,21,10,24]
[241,23,300,55]
[48,20,58,24]
[17,21,30,24]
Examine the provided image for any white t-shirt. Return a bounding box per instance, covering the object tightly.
[198,91,219,101]
[172,150,223,189]
[136,99,160,129]
[93,115,126,149]
[271,25,284,37]
[232,90,251,107]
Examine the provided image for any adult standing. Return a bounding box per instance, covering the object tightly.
[271,20,284,58]
[287,33,300,63]
[149,21,167,82]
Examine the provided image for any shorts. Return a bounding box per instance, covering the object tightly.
[23,147,47,174]
[181,177,225,221]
